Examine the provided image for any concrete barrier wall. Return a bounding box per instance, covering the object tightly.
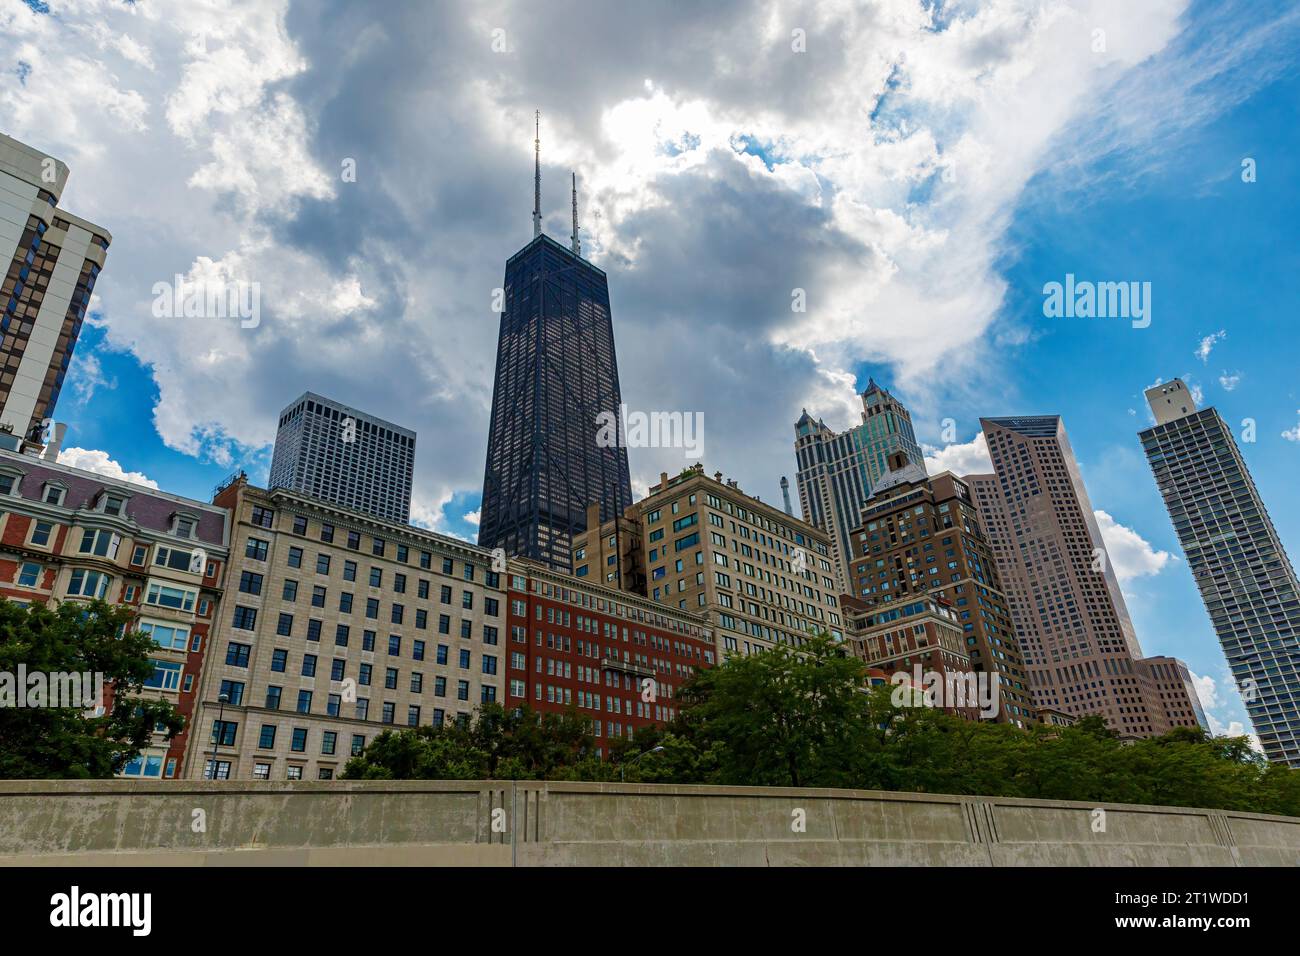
[1,780,1296,866]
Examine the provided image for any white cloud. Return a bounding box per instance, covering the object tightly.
[1189,670,1220,709]
[1282,411,1300,442]
[1195,329,1226,363]
[56,447,159,490]
[1218,370,1240,391]
[462,509,480,526]
[923,431,992,476]
[1094,510,1172,582]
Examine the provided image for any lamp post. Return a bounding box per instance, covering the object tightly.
[621,744,664,782]
[208,692,229,781]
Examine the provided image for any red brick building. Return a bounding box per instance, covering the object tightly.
[0,448,229,777]
[505,559,715,756]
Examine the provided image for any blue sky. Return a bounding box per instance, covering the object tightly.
[8,0,1298,741]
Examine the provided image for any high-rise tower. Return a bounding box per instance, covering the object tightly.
[1139,379,1300,766]
[478,117,632,572]
[0,133,111,444]
[269,391,415,523]
[967,415,1205,738]
[794,378,924,590]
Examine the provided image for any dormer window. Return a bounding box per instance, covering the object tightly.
[99,492,128,517]
[0,467,23,497]
[42,481,67,506]
[170,513,198,539]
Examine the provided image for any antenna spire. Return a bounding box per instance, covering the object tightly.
[532,110,542,239]
[570,172,581,255]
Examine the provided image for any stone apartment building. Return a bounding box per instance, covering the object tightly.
[188,475,506,781]
[571,465,842,660]
[0,447,229,779]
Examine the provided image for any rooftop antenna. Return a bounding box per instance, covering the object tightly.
[532,110,542,239]
[570,172,581,255]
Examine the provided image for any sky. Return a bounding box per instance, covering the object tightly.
[2,0,1297,744]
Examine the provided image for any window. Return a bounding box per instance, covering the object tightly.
[312,585,327,608]
[43,483,66,506]
[343,560,357,582]
[30,521,53,546]
[66,569,111,599]
[382,702,395,724]
[130,545,148,566]
[140,620,189,650]
[173,515,196,539]
[351,734,366,756]
[225,643,251,667]
[146,582,197,611]
[293,515,308,535]
[238,571,263,595]
[302,654,317,677]
[291,728,308,752]
[232,606,258,630]
[316,554,331,575]
[271,649,288,672]
[321,731,337,755]
[286,765,303,780]
[320,523,334,543]
[254,763,271,780]
[388,635,401,656]
[265,686,282,709]
[219,679,245,706]
[0,473,17,497]
[287,546,303,569]
[80,529,121,560]
[372,538,386,557]
[296,689,312,713]
[17,562,41,588]
[245,537,269,560]
[251,506,275,529]
[347,531,361,550]
[258,725,277,749]
[145,660,183,691]
[276,612,294,636]
[369,567,382,588]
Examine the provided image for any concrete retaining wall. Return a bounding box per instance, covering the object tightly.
[1,780,1296,866]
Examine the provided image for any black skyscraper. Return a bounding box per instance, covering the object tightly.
[478,119,632,571]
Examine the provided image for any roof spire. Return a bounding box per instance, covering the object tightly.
[533,110,542,239]
[570,171,581,255]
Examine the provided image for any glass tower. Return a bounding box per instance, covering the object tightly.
[1140,379,1300,766]
[478,233,633,572]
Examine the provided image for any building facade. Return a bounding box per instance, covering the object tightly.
[478,233,633,573]
[1,133,111,443]
[967,415,1204,738]
[189,477,504,780]
[1139,379,1299,764]
[794,379,924,590]
[505,559,715,756]
[572,465,842,661]
[268,391,415,523]
[0,448,228,779]
[844,455,1036,726]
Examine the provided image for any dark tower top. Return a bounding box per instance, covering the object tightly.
[477,234,633,571]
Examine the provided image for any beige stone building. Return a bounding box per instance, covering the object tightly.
[572,465,842,659]
[188,476,506,781]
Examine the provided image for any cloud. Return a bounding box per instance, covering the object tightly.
[1195,329,1226,363]
[1283,411,1300,443]
[3,0,1293,538]
[56,447,159,489]
[923,431,992,476]
[1189,670,1219,709]
[462,510,480,526]
[1218,370,1240,391]
[1094,509,1172,582]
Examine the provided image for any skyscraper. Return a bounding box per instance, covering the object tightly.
[794,378,923,589]
[843,453,1037,726]
[268,392,415,523]
[1139,379,1300,766]
[968,415,1205,738]
[478,117,632,572]
[0,133,111,443]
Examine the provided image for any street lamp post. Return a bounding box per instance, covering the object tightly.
[208,692,229,781]
[621,744,664,782]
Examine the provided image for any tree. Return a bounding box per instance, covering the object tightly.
[0,599,183,778]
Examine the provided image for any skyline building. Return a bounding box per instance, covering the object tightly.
[1139,379,1300,766]
[967,415,1205,738]
[842,453,1037,726]
[794,379,924,591]
[570,464,842,661]
[478,118,632,572]
[268,391,415,524]
[0,133,111,445]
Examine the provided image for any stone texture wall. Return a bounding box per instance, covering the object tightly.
[1,780,1296,866]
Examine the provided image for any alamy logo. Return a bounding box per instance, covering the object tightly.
[152,274,261,328]
[890,665,1000,719]
[1042,274,1151,328]
[0,666,104,710]
[50,886,151,936]
[595,405,703,458]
